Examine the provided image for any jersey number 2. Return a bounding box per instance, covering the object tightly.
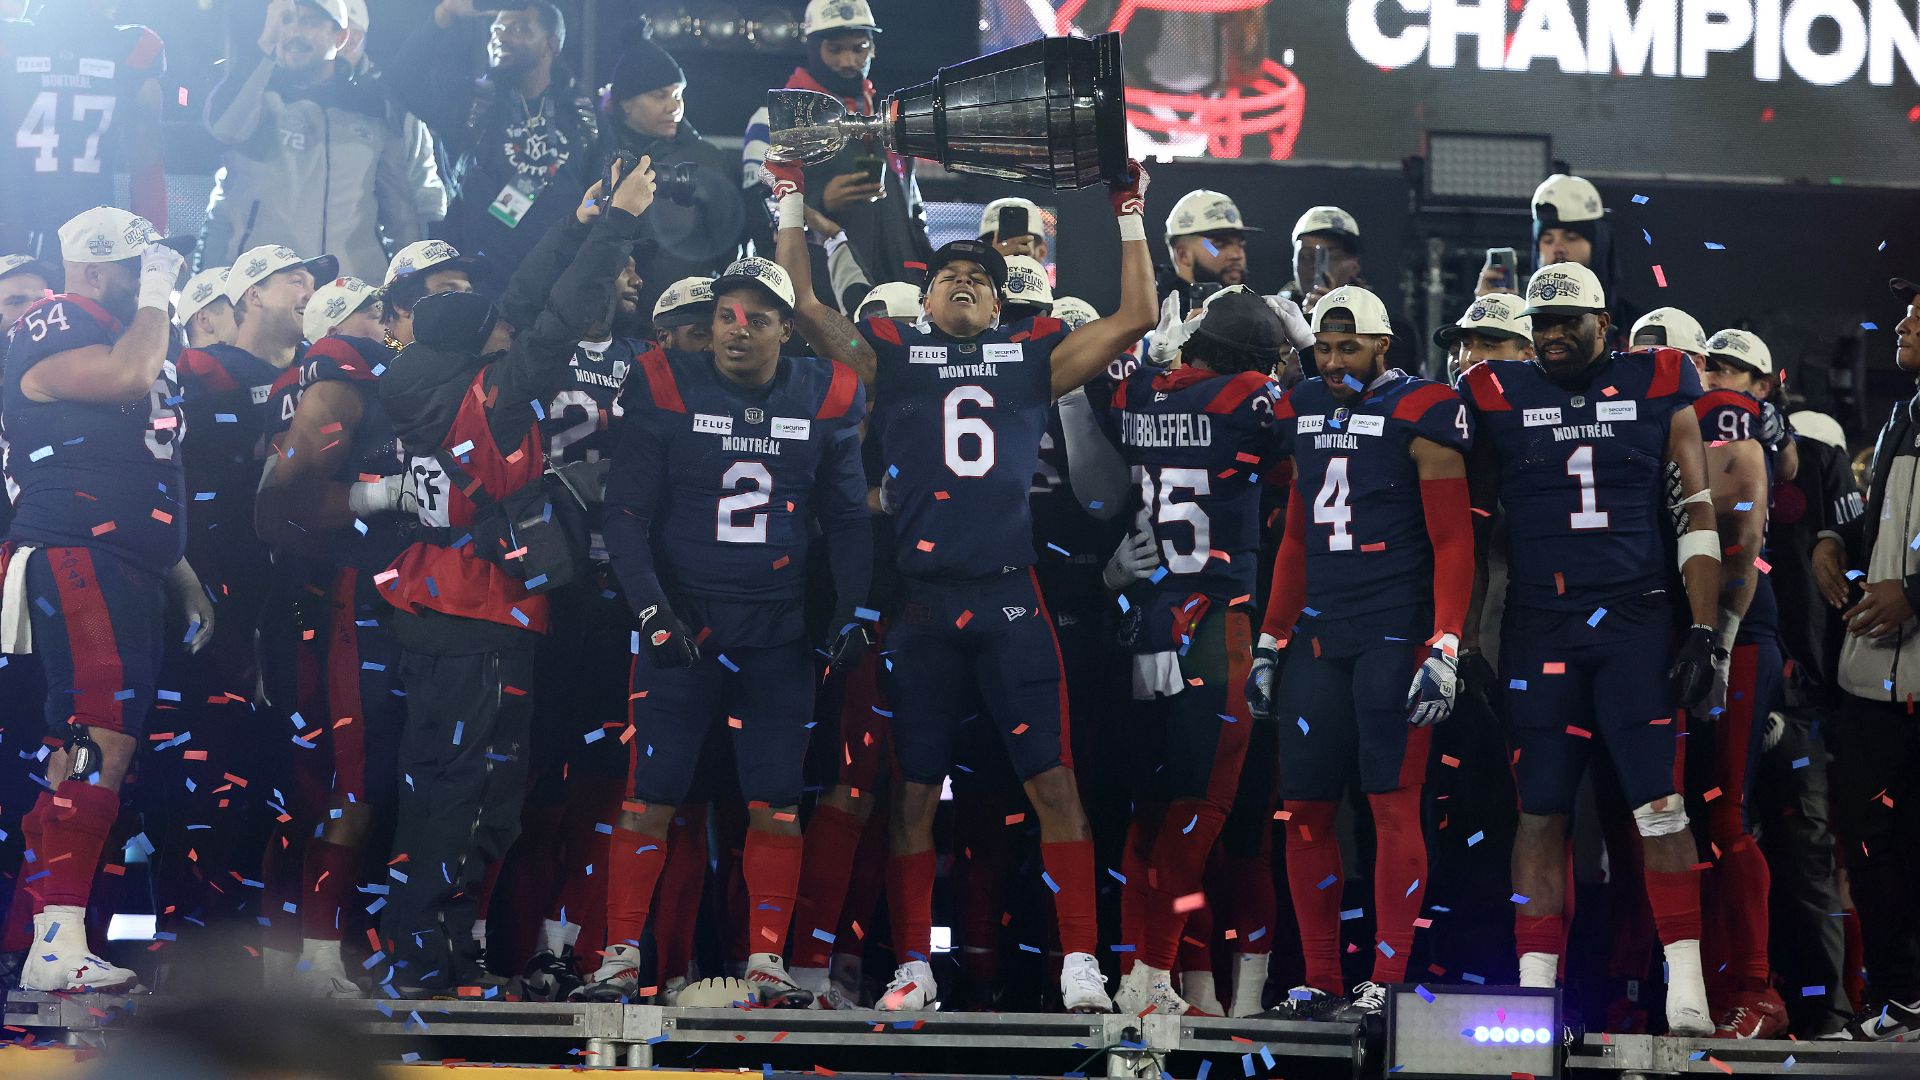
[717,461,772,543]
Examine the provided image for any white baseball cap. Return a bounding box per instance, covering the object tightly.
[803,0,881,35]
[1521,262,1607,317]
[57,206,161,264]
[1165,190,1261,240]
[1629,307,1709,356]
[1291,205,1360,245]
[1789,410,1846,451]
[227,245,338,304]
[1003,255,1053,308]
[1706,328,1773,376]
[0,254,55,284]
[300,0,352,30]
[979,197,1045,241]
[383,239,475,287]
[1533,174,1604,226]
[856,281,923,320]
[339,0,369,32]
[1309,284,1392,336]
[652,276,716,327]
[176,266,231,324]
[712,256,796,311]
[1434,292,1530,348]
[303,276,379,342]
[1051,295,1098,330]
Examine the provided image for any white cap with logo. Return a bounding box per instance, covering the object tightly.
[712,256,797,310]
[302,0,352,30]
[857,281,923,320]
[979,197,1045,240]
[1788,410,1845,451]
[1533,174,1604,225]
[1165,190,1261,240]
[1706,329,1773,376]
[1051,295,1098,330]
[1291,205,1360,244]
[1309,284,1392,336]
[0,254,52,283]
[652,276,716,326]
[58,206,161,264]
[1435,292,1530,347]
[339,0,369,32]
[803,0,881,35]
[1003,255,1053,308]
[383,240,468,287]
[304,276,379,342]
[1521,262,1607,317]
[227,245,338,304]
[176,267,231,324]
[1629,307,1709,355]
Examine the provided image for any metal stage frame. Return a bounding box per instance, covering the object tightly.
[5,991,1913,1076]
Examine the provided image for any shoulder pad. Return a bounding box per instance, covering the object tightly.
[817,360,862,420]
[1203,370,1278,415]
[1460,362,1511,412]
[1390,379,1461,422]
[863,317,903,347]
[630,345,686,414]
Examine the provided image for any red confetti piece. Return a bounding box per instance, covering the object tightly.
[1004,813,1025,826]
[1010,723,1029,735]
[934,491,950,500]
[727,716,743,729]
[1565,725,1593,739]
[916,539,936,552]
[1441,754,1461,768]
[1361,541,1386,552]
[1542,662,1566,675]
[955,609,972,628]
[1172,892,1206,914]
[1652,265,1668,288]
[1703,786,1723,802]
[90,521,116,536]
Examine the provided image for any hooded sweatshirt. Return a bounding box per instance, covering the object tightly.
[1834,389,1920,702]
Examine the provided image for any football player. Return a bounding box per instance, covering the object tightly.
[1243,285,1473,1021]
[0,207,211,991]
[175,267,237,350]
[1436,293,1532,384]
[588,256,870,1007]
[650,276,716,351]
[378,240,486,348]
[0,255,58,330]
[1462,264,1722,1036]
[767,154,1161,1012]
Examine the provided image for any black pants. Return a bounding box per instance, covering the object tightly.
[1832,695,1920,1004]
[380,643,537,989]
[1756,706,1851,1031]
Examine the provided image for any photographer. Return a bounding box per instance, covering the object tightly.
[373,157,655,996]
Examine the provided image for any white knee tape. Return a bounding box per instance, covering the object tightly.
[1633,798,1689,838]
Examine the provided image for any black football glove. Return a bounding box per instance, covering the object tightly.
[1669,623,1717,715]
[638,603,700,668]
[1457,647,1501,715]
[822,605,874,674]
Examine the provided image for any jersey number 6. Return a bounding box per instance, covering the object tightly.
[943,386,996,477]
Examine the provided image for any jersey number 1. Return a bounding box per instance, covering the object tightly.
[1566,445,1610,530]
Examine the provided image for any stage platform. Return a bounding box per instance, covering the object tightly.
[4,990,1912,1076]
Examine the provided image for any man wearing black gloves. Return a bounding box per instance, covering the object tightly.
[372,157,655,996]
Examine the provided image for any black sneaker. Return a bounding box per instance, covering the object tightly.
[522,948,582,1002]
[1333,981,1388,1023]
[1269,984,1346,1021]
[1817,998,1920,1042]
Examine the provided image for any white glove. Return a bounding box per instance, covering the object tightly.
[138,243,186,313]
[1263,294,1316,351]
[166,558,216,655]
[1102,526,1160,591]
[1406,633,1460,727]
[1245,632,1281,719]
[1144,292,1184,369]
[876,473,897,516]
[348,474,414,517]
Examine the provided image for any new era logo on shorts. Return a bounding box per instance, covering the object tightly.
[1003,606,1027,621]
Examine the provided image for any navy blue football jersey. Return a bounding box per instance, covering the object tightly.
[542,337,645,467]
[607,346,867,609]
[863,315,1071,581]
[178,343,290,519]
[1463,350,1702,613]
[1691,386,1777,641]
[1106,367,1283,634]
[1276,371,1472,625]
[2,294,184,572]
[268,336,407,572]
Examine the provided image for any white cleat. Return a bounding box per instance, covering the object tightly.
[1181,969,1223,1016]
[21,907,138,993]
[877,960,938,1011]
[571,943,643,1003]
[295,951,363,999]
[792,965,833,1009]
[1229,953,1270,1017]
[745,952,814,1008]
[1663,939,1714,1037]
[1060,951,1113,1013]
[1114,963,1190,1017]
[829,951,864,1006]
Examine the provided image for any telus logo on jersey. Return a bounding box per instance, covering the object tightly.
[1524,407,1563,427]
[693,413,733,435]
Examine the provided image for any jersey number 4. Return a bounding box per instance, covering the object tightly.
[16,91,116,175]
[1134,465,1211,574]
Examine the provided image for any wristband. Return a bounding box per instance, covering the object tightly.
[1117,214,1146,243]
[777,192,806,232]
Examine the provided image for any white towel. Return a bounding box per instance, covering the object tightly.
[1131,650,1184,700]
[0,545,38,654]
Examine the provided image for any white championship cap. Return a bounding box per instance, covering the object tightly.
[1309,284,1392,336]
[1789,410,1846,451]
[803,0,881,35]
[1706,328,1774,376]
[304,276,379,342]
[58,206,161,264]
[1165,190,1260,240]
[856,281,922,320]
[652,276,716,327]
[227,244,338,304]
[1521,262,1606,317]
[1051,295,1098,330]
[176,267,231,323]
[303,0,352,30]
[339,0,369,32]
[1291,205,1360,245]
[712,256,797,310]
[383,239,470,287]
[0,254,53,283]
[1003,255,1053,308]
[1434,292,1530,348]
[1533,173,1604,226]
[979,197,1045,241]
[1629,307,1709,356]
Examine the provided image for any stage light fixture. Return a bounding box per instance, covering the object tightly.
[1422,131,1552,204]
[698,5,748,47]
[1383,984,1562,1080]
[648,5,696,45]
[749,7,802,50]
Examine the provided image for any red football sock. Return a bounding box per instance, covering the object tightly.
[3,805,46,951]
[552,775,624,933]
[302,839,358,940]
[1282,800,1344,993]
[1119,819,1151,974]
[791,804,864,968]
[837,804,887,950]
[1715,836,1772,989]
[888,848,936,964]
[1368,787,1426,984]
[1226,842,1275,956]
[605,827,668,949]
[653,804,707,983]
[1142,803,1225,970]
[745,827,804,956]
[1178,901,1214,973]
[956,829,1005,980]
[27,781,118,910]
[1515,913,1566,961]
[1644,867,1702,945]
[1041,839,1098,957]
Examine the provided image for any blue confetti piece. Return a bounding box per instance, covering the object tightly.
[1642,229,1652,245]
[1042,871,1060,894]
[1342,374,1364,391]
[1197,1061,1212,1080]
[887,464,899,478]
[1316,874,1337,890]
[854,606,881,622]
[1862,322,1879,331]
[716,653,739,672]
[1632,194,1649,204]
[1801,985,1825,996]
[510,606,529,626]
[1847,569,1865,581]
[1106,868,1127,885]
[1340,907,1364,921]
[1508,679,1528,691]
[1588,607,1608,627]
[531,399,545,420]
[1467,830,1485,846]
[452,721,464,746]
[28,446,52,462]
[1046,542,1071,556]
[1378,941,1396,957]
[113,688,135,701]
[1734,501,1753,512]
[811,928,836,943]
[1302,606,1319,617]
[1259,1046,1274,1070]
[582,729,604,744]
[34,597,54,617]
[523,573,548,590]
[194,491,216,501]
[1116,594,1130,613]
[1149,566,1168,584]
[1296,716,1309,734]
[1510,892,1530,904]
[214,412,237,423]
[1415,984,1435,1003]
[1704,242,1725,250]
[1462,972,1485,984]
[1792,756,1810,769]
[1181,814,1198,834]
[450,439,475,456]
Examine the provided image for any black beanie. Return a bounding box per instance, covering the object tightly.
[412,291,500,355]
[611,34,685,103]
[1184,289,1287,376]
